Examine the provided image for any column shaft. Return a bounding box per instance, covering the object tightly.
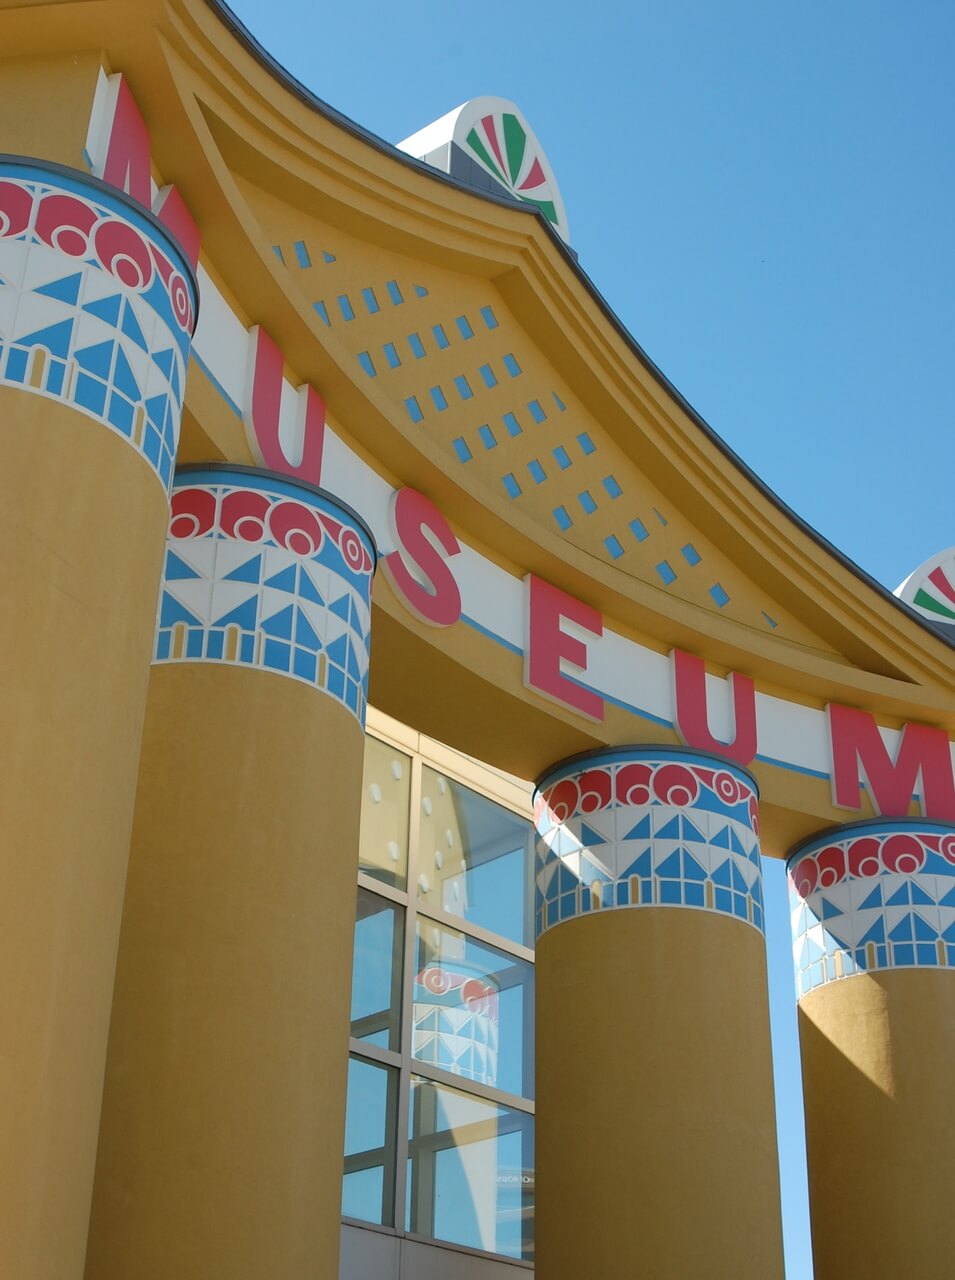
[84,469,375,1280]
[534,749,784,1279]
[0,160,196,1279]
[789,821,955,1278]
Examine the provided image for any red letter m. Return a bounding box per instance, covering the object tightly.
[828,703,955,823]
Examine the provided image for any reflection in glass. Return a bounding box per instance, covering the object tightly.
[351,889,403,1051]
[359,738,411,889]
[417,767,534,946]
[407,1077,534,1261]
[343,1055,398,1226]
[413,919,534,1097]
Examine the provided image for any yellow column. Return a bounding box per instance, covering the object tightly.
[84,466,376,1279]
[788,819,955,1278]
[0,159,197,1279]
[534,748,784,1279]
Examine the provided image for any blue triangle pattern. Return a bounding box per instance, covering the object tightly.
[859,917,886,945]
[888,913,914,943]
[214,597,258,630]
[683,850,707,881]
[886,884,911,908]
[145,394,167,428]
[711,858,733,887]
[913,912,938,941]
[326,634,349,666]
[621,814,651,841]
[35,273,82,305]
[164,550,200,581]
[265,565,297,593]
[682,817,707,844]
[299,569,325,606]
[821,897,843,920]
[152,347,175,378]
[160,592,200,627]
[911,883,934,906]
[223,555,261,584]
[329,594,351,622]
[261,605,294,640]
[82,292,122,325]
[655,816,681,841]
[112,346,140,401]
[346,644,361,679]
[16,319,74,359]
[859,885,883,910]
[657,849,683,878]
[940,886,955,908]
[579,822,606,847]
[74,340,113,379]
[621,848,652,879]
[294,609,320,649]
[121,300,148,350]
[731,862,748,893]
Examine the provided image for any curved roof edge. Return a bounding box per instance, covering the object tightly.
[206,0,954,653]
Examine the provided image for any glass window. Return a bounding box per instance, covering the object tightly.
[352,888,403,1051]
[502,354,521,377]
[407,1077,534,1262]
[414,919,534,1097]
[387,280,404,305]
[456,315,474,339]
[408,332,426,358]
[480,305,498,329]
[343,1055,398,1226]
[359,737,411,889]
[416,766,533,946]
[362,287,380,314]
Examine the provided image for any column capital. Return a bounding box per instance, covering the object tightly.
[0,156,198,490]
[533,745,763,940]
[155,465,377,725]
[787,818,955,996]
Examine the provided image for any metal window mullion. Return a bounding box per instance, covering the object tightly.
[392,751,422,1237]
[356,870,408,908]
[348,1037,401,1071]
[414,902,535,964]
[408,1059,535,1115]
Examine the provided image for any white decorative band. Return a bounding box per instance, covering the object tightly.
[788,821,955,997]
[0,159,197,491]
[155,468,376,726]
[533,750,763,940]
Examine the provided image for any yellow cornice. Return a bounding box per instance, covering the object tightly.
[3,0,950,722]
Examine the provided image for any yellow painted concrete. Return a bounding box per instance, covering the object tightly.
[799,969,955,1279]
[536,908,784,1279]
[85,662,366,1280]
[0,388,168,1280]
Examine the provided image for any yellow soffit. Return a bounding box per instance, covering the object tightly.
[2,0,952,718]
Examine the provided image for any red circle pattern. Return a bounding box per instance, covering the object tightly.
[0,179,196,334]
[789,831,939,900]
[168,484,373,576]
[538,759,756,833]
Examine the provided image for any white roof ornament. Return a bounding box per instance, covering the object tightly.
[397,95,571,246]
[896,547,955,629]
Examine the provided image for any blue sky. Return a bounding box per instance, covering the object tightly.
[224,3,954,1275]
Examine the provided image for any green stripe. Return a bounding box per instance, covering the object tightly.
[466,128,505,184]
[503,114,527,185]
[519,195,558,225]
[914,587,955,620]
